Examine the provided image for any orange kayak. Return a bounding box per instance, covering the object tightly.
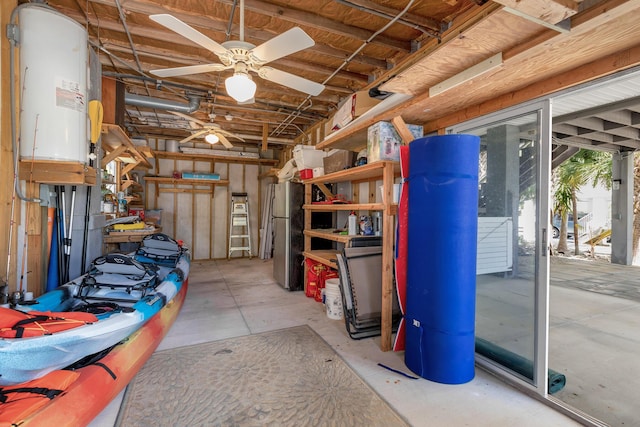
[1,280,187,427]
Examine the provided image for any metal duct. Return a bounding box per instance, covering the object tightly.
[125,93,200,113]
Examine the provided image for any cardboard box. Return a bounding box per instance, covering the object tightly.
[145,209,163,226]
[293,144,326,170]
[367,121,423,163]
[323,150,354,174]
[331,91,382,132]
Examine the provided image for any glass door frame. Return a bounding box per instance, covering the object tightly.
[448,99,552,398]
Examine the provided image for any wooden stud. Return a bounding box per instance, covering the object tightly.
[303,183,312,292]
[380,161,395,351]
[262,123,269,152]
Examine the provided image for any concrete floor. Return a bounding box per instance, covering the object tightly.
[88,257,597,427]
[549,256,640,427]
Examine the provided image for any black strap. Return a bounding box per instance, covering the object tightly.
[11,315,54,338]
[94,362,117,380]
[0,386,62,403]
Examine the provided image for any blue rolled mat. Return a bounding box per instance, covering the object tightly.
[404,134,480,384]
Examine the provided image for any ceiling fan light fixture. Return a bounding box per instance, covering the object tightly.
[225,72,256,103]
[204,133,220,144]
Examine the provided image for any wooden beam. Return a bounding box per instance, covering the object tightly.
[493,0,579,27]
[59,4,388,69]
[340,0,442,32]
[315,183,335,200]
[374,2,503,94]
[261,123,268,152]
[391,116,417,144]
[422,43,640,133]
[214,0,411,52]
[101,144,128,166]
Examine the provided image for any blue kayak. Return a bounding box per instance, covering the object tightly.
[0,242,189,386]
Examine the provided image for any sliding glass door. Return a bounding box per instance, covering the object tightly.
[450,101,552,395]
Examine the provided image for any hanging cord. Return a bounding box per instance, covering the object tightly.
[272,0,416,138]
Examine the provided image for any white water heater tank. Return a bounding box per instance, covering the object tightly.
[19,5,88,163]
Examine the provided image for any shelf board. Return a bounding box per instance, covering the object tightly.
[103,227,160,243]
[19,160,96,185]
[301,161,399,185]
[304,229,382,244]
[303,250,340,269]
[315,94,414,152]
[153,150,279,166]
[145,176,230,186]
[304,203,384,211]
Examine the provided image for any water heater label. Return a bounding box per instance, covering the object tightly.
[55,77,85,112]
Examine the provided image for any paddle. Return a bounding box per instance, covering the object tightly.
[82,100,103,274]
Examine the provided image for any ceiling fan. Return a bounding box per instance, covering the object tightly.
[171,111,244,148]
[149,1,325,103]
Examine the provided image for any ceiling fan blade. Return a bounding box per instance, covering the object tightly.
[217,134,234,149]
[150,14,228,57]
[170,111,209,128]
[180,129,208,143]
[249,27,315,64]
[217,129,245,141]
[258,67,325,96]
[150,63,227,78]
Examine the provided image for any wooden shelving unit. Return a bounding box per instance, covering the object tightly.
[302,160,398,351]
[100,123,153,216]
[145,176,229,195]
[153,150,278,172]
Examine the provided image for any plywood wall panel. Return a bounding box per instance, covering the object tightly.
[149,154,269,260]
[175,192,192,255]
[193,192,211,259]
[212,162,230,259]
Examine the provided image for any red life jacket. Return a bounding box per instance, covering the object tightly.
[0,370,80,424]
[0,308,98,338]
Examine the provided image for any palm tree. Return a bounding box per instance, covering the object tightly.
[633,153,640,264]
[553,177,572,254]
[552,149,611,256]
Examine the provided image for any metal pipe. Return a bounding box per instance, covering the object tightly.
[125,93,200,113]
[273,0,417,137]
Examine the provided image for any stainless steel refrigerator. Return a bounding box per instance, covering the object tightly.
[272,181,305,290]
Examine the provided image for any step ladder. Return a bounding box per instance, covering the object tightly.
[228,192,252,259]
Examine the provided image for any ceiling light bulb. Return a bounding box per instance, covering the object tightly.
[225,114,233,121]
[225,72,256,103]
[204,133,220,144]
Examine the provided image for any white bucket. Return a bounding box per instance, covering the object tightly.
[325,278,343,320]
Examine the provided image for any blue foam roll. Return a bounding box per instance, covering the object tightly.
[404,134,480,384]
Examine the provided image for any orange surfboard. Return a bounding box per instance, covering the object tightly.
[393,146,409,351]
